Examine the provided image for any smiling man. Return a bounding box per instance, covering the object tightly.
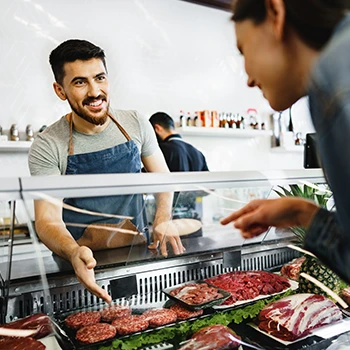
[28,39,184,303]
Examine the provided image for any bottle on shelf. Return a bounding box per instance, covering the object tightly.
[193,111,202,127]
[229,113,236,129]
[186,112,192,127]
[211,110,219,128]
[179,110,185,127]
[10,124,19,141]
[26,124,34,142]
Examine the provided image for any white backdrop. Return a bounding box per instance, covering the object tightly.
[0,0,315,175]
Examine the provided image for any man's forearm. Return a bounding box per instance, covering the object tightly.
[154,191,173,221]
[35,220,79,262]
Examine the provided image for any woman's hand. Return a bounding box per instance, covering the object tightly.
[221,197,320,239]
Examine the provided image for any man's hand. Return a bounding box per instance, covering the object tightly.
[149,217,185,257]
[70,246,112,304]
[221,197,320,239]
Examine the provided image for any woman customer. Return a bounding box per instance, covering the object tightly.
[221,0,350,283]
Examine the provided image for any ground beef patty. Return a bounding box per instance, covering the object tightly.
[112,315,149,335]
[64,311,101,330]
[0,337,46,350]
[170,304,203,320]
[99,305,131,322]
[76,323,116,344]
[143,308,177,327]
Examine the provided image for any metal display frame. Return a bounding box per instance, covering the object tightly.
[1,170,326,332]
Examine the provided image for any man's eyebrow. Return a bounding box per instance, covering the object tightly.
[71,76,86,83]
[95,72,106,78]
[71,72,106,83]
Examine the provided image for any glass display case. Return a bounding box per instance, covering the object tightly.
[2,169,348,350]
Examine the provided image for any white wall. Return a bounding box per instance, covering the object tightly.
[0,0,315,176]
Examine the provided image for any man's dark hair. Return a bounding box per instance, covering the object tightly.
[149,112,175,130]
[49,39,107,85]
[232,0,349,50]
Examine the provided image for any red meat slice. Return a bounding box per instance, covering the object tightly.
[0,337,46,350]
[258,293,343,341]
[142,308,177,327]
[0,313,52,339]
[280,257,306,281]
[76,323,116,344]
[205,271,290,305]
[179,324,241,350]
[64,311,101,330]
[169,283,224,305]
[112,315,149,335]
[99,305,131,322]
[169,304,203,320]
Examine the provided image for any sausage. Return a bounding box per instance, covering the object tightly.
[76,323,116,344]
[64,311,101,330]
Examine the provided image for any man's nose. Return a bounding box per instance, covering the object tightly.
[87,82,100,97]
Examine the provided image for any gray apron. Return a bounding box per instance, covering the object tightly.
[62,113,148,250]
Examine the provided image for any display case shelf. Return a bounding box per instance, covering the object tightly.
[176,126,272,138]
[0,141,32,152]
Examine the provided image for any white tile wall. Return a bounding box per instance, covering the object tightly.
[0,0,315,176]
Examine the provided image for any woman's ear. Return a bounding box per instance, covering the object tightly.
[265,0,286,41]
[53,82,67,101]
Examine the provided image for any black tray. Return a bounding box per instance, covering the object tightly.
[54,304,200,350]
[162,280,231,311]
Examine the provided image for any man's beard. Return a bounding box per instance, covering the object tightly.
[68,96,109,126]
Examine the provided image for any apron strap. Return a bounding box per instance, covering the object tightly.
[68,112,132,156]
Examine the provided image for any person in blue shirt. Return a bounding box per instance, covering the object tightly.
[149,112,209,172]
[221,0,350,283]
[150,112,209,223]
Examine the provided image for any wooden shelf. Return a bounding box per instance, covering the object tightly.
[0,141,33,152]
[176,126,272,138]
[271,146,304,153]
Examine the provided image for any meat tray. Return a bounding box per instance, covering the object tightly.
[212,279,298,310]
[162,280,231,311]
[53,305,208,350]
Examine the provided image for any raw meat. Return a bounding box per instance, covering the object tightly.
[280,256,306,281]
[112,315,149,335]
[169,304,203,320]
[0,313,52,339]
[142,308,177,327]
[178,324,241,349]
[99,305,131,322]
[258,293,342,341]
[169,283,224,305]
[76,323,116,344]
[0,337,46,349]
[341,287,350,305]
[205,270,290,305]
[64,311,101,330]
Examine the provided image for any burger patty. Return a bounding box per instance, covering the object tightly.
[112,315,149,335]
[142,308,177,327]
[64,311,101,330]
[170,304,204,320]
[99,305,131,322]
[76,323,116,344]
[0,337,46,350]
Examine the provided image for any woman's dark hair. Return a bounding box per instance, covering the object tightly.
[49,39,107,85]
[149,112,175,130]
[231,0,349,50]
